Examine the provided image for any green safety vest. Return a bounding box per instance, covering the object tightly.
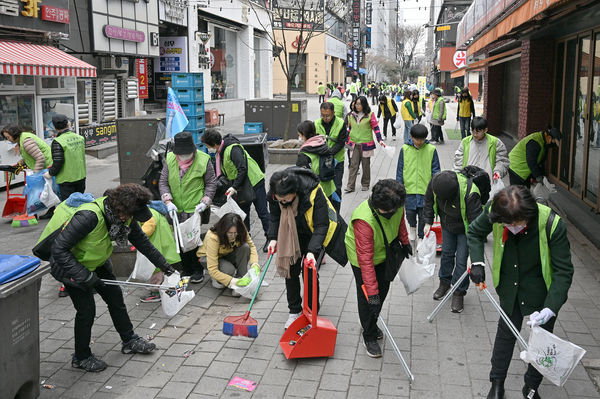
[145,208,180,265]
[491,203,560,290]
[433,172,480,233]
[432,97,447,120]
[508,132,546,181]
[37,197,114,271]
[53,131,87,184]
[462,133,498,171]
[327,97,344,118]
[19,132,51,170]
[300,151,336,197]
[222,143,264,187]
[315,117,345,162]
[345,200,404,267]
[402,143,436,195]
[166,151,210,213]
[318,85,326,95]
[349,112,373,144]
[350,84,357,94]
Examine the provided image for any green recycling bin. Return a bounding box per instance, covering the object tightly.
[0,255,48,399]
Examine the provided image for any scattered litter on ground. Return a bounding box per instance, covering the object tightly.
[183,349,195,358]
[146,333,156,341]
[105,385,112,390]
[228,376,257,392]
[149,323,156,329]
[42,384,54,389]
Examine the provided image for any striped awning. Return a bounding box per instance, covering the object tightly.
[0,40,96,78]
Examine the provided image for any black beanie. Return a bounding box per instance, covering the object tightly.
[432,171,458,200]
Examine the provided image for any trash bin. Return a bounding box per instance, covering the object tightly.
[0,255,48,399]
[233,133,268,172]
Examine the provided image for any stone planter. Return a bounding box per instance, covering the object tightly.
[268,148,299,164]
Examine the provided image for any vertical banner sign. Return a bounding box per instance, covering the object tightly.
[417,76,427,98]
[136,59,149,99]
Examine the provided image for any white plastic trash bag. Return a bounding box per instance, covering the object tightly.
[130,251,155,281]
[232,264,262,299]
[178,211,203,253]
[393,117,403,129]
[398,232,437,295]
[519,325,586,386]
[489,179,505,199]
[213,196,247,220]
[160,272,195,317]
[40,177,60,208]
[381,145,396,159]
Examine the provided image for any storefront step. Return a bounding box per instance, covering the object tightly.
[85,142,118,159]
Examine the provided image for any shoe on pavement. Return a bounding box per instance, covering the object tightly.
[522,384,540,399]
[140,291,161,303]
[190,272,204,284]
[284,312,302,329]
[451,291,465,313]
[262,240,269,253]
[363,338,382,358]
[486,379,505,399]
[361,186,369,191]
[72,354,107,372]
[58,285,68,297]
[212,279,224,289]
[121,335,156,354]
[433,280,451,300]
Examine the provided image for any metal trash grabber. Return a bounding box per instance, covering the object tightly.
[481,283,528,350]
[361,285,415,382]
[427,269,469,323]
[101,280,175,291]
[169,210,182,254]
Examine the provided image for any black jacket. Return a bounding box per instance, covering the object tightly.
[267,167,347,265]
[48,130,68,177]
[50,207,169,286]
[296,141,331,170]
[525,140,548,180]
[219,134,258,191]
[423,179,482,235]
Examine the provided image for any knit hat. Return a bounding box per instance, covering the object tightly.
[431,171,458,200]
[52,114,69,130]
[173,132,196,155]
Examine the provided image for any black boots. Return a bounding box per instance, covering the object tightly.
[522,384,541,399]
[451,291,465,313]
[487,379,505,399]
[433,280,451,300]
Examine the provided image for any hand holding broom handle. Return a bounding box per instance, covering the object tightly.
[242,253,274,321]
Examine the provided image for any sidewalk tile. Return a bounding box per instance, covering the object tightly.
[285,379,319,397]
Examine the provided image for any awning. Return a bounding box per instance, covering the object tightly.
[0,40,96,78]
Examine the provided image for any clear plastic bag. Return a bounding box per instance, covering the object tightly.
[520,325,586,386]
[381,145,396,159]
[24,170,49,215]
[160,272,195,317]
[178,211,203,253]
[489,179,505,199]
[213,196,247,220]
[231,264,262,299]
[398,232,437,295]
[40,177,60,208]
[130,251,155,282]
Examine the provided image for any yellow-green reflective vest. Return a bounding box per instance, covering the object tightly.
[19,132,51,170]
[462,133,498,171]
[380,98,397,118]
[144,208,181,265]
[400,99,413,120]
[432,97,447,120]
[508,132,546,180]
[300,151,336,197]
[327,97,344,118]
[53,131,87,184]
[349,112,373,144]
[315,116,345,162]
[402,143,436,195]
[304,185,338,247]
[166,151,210,213]
[433,172,480,233]
[222,143,264,187]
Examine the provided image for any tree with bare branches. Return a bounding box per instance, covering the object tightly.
[390,24,425,81]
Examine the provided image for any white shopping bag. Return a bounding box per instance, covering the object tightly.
[130,251,156,281]
[393,117,403,129]
[213,196,247,220]
[160,272,195,317]
[398,232,437,295]
[520,325,586,386]
[489,179,505,199]
[231,264,262,299]
[40,177,60,208]
[178,211,203,253]
[381,145,397,159]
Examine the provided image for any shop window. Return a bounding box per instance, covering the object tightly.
[550,41,565,178]
[585,33,600,204]
[572,35,591,194]
[500,59,520,137]
[41,97,75,139]
[290,53,306,92]
[560,39,577,185]
[0,95,35,132]
[211,26,238,100]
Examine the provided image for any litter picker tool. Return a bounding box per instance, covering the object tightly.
[102,276,190,296]
[169,210,182,254]
[222,252,274,338]
[427,270,469,322]
[362,285,415,382]
[481,282,528,350]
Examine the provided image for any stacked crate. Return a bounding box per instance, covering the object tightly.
[171,73,206,147]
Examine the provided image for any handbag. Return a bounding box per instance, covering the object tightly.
[369,204,405,281]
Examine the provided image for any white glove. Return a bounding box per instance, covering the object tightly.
[195,202,207,213]
[542,177,557,193]
[225,187,237,197]
[43,171,51,180]
[165,201,178,213]
[267,240,277,255]
[423,224,431,237]
[305,252,315,265]
[227,277,239,288]
[527,308,556,327]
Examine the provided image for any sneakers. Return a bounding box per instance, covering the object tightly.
[451,291,465,313]
[363,338,382,358]
[212,279,224,289]
[58,285,69,297]
[361,186,369,191]
[433,280,451,300]
[72,354,107,372]
[121,335,156,354]
[522,384,540,399]
[284,312,302,329]
[140,291,161,303]
[262,240,269,253]
[190,271,204,284]
[376,327,384,340]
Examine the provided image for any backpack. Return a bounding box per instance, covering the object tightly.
[460,165,491,204]
[319,153,336,182]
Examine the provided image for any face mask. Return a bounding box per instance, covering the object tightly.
[178,153,194,161]
[297,137,304,143]
[379,209,396,219]
[207,147,217,154]
[505,224,526,235]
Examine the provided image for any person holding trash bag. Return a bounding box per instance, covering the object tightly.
[159,131,216,283]
[454,116,509,184]
[345,179,411,358]
[35,184,176,372]
[508,127,562,188]
[266,167,348,329]
[201,129,270,252]
[1,124,51,173]
[423,168,486,313]
[467,185,574,399]
[197,212,259,296]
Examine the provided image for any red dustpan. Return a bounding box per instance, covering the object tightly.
[279,255,337,359]
[2,171,26,218]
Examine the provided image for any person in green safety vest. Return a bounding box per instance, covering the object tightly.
[327,89,347,118]
[467,185,574,399]
[317,82,326,103]
[456,88,475,138]
[349,81,358,101]
[423,169,485,313]
[44,114,87,201]
[36,184,177,372]
[1,124,51,173]
[345,179,411,357]
[400,91,417,143]
[508,127,562,188]
[454,116,509,184]
[314,102,348,212]
[159,132,217,284]
[202,129,271,253]
[428,89,447,143]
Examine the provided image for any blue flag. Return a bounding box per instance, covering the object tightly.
[166,87,189,138]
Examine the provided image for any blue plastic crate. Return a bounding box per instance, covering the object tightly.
[186,115,206,130]
[173,87,204,102]
[181,102,205,117]
[244,122,263,134]
[171,73,204,88]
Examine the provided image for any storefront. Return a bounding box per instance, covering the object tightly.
[210,25,239,100]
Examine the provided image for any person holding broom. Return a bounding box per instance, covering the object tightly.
[266,167,348,329]
[467,185,574,399]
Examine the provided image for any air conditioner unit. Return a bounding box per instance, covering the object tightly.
[100,56,129,72]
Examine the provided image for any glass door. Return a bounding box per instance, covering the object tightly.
[585,33,600,205]
[572,35,591,195]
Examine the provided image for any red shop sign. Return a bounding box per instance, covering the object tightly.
[41,5,70,24]
[136,59,148,99]
[103,25,145,43]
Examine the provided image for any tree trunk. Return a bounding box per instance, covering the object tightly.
[284,79,293,140]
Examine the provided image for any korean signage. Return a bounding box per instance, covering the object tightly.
[351,0,360,50]
[158,0,187,26]
[136,59,149,99]
[104,25,145,43]
[453,50,466,68]
[272,0,324,31]
[325,35,346,61]
[0,0,68,33]
[157,36,188,73]
[80,122,117,147]
[365,0,372,26]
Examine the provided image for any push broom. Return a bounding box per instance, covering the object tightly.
[223,252,274,338]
